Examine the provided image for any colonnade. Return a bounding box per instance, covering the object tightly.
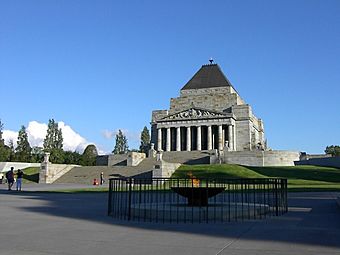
[157,124,235,152]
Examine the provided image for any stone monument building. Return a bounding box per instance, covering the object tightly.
[151,62,265,152]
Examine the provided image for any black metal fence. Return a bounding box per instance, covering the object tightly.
[108,177,288,223]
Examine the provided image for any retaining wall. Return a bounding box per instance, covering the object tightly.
[295,157,340,168]
[219,150,300,166]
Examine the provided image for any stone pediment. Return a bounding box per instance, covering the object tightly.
[161,108,227,121]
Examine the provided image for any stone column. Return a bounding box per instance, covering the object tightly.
[176,127,181,151]
[228,125,233,151]
[166,128,171,151]
[218,125,223,151]
[157,128,162,151]
[207,125,212,150]
[197,126,201,151]
[186,126,191,151]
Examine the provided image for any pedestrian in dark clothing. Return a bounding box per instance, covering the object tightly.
[100,172,105,185]
[6,167,15,191]
[16,169,24,191]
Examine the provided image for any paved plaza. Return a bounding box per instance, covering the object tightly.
[0,184,340,255]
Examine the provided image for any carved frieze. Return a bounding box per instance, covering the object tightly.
[161,108,227,121]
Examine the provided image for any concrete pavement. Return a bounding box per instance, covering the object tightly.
[0,184,339,255]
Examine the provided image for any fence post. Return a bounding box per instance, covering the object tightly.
[128,178,132,221]
[275,179,279,216]
[108,179,112,216]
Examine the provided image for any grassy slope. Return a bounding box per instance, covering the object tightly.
[22,167,40,183]
[173,164,340,191]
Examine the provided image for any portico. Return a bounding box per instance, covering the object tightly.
[156,109,236,151]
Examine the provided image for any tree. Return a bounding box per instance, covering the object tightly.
[139,126,150,155]
[43,119,64,163]
[43,119,63,151]
[81,144,98,166]
[63,150,82,165]
[325,145,340,157]
[31,146,44,163]
[0,119,10,161]
[15,125,32,162]
[112,130,129,154]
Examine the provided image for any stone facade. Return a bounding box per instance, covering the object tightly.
[151,63,265,152]
[210,150,301,167]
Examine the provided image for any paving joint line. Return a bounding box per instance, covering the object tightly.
[215,223,256,255]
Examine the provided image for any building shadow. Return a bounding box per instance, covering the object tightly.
[1,189,340,250]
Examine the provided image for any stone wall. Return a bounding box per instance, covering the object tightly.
[0,162,41,173]
[295,157,340,168]
[169,87,243,115]
[96,154,128,166]
[235,120,252,151]
[215,150,300,166]
[127,152,146,166]
[39,163,80,184]
[153,154,181,178]
[96,155,108,166]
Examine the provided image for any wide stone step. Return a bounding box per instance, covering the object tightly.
[54,158,157,184]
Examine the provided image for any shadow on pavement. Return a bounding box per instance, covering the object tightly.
[1,188,340,249]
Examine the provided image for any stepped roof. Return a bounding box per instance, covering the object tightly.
[181,63,233,90]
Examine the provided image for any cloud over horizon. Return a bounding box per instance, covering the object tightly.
[3,121,94,153]
[101,129,140,142]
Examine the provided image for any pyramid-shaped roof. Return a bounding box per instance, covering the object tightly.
[181,64,233,90]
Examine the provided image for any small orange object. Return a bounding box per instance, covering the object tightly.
[93,179,99,185]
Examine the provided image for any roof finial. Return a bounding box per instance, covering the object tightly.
[209,57,214,64]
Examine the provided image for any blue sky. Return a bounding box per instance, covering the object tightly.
[1,0,339,154]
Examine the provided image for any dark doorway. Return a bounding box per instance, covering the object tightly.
[191,126,197,151]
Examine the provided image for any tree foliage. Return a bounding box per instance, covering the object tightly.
[112,130,129,154]
[139,126,150,154]
[31,146,44,163]
[81,144,98,166]
[325,145,340,157]
[15,125,32,162]
[63,150,82,165]
[0,119,10,161]
[43,119,64,163]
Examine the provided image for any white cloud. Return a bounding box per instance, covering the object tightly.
[27,121,47,148]
[102,129,140,144]
[58,121,89,152]
[3,120,94,153]
[101,129,115,139]
[2,130,18,145]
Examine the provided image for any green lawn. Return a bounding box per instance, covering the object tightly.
[172,164,340,191]
[16,164,340,192]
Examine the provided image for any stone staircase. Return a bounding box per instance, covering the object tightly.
[54,158,157,184]
[54,151,212,184]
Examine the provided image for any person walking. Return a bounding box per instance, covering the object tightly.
[100,172,105,185]
[5,167,15,191]
[16,169,24,191]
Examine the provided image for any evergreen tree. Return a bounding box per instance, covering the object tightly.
[112,130,129,154]
[7,140,15,162]
[15,125,32,162]
[0,119,10,161]
[0,119,3,144]
[81,144,98,166]
[43,119,64,163]
[139,126,150,154]
[43,119,63,151]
